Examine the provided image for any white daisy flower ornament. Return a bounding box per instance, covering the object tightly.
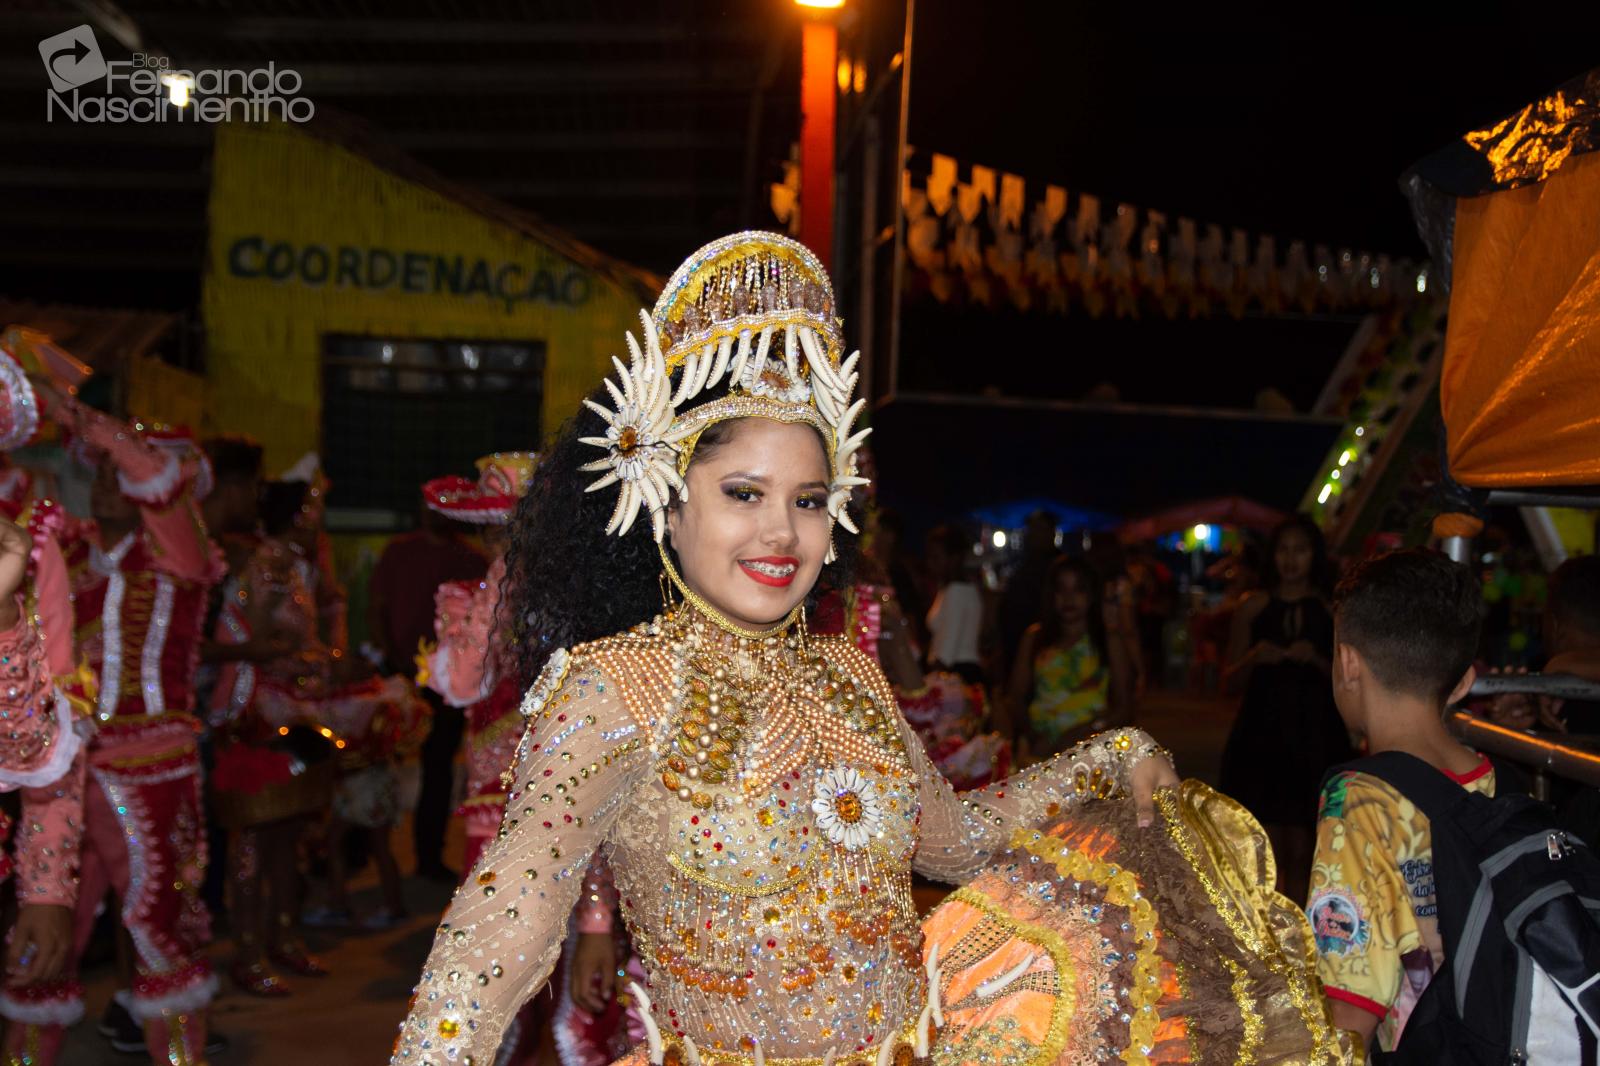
[812,766,884,851]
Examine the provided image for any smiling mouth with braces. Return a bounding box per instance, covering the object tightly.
[742,560,797,577]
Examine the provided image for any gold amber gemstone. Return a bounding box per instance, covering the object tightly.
[438,1018,460,1040]
[477,871,496,885]
[834,791,863,823]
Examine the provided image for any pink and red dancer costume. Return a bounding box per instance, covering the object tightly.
[4,395,223,1064]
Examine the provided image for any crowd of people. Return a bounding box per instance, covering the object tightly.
[0,231,1592,1066]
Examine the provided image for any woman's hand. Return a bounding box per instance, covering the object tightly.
[0,520,33,630]
[7,903,71,983]
[1132,748,1180,828]
[568,931,616,1013]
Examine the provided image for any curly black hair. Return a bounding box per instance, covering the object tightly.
[500,377,860,687]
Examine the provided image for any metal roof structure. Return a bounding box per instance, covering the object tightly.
[3,0,801,308]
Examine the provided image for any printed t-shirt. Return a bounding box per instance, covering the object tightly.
[1307,753,1494,1052]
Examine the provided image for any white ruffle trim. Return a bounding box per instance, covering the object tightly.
[115,450,184,505]
[427,646,494,709]
[127,972,218,1022]
[0,990,85,1026]
[0,690,83,792]
[0,350,40,453]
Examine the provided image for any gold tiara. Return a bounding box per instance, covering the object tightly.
[577,232,869,558]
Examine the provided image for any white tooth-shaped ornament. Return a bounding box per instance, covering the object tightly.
[925,942,944,1028]
[602,375,628,411]
[603,483,633,536]
[611,355,635,404]
[584,470,621,493]
[582,399,618,427]
[812,380,840,423]
[639,309,663,359]
[798,328,833,386]
[693,341,716,396]
[784,326,801,383]
[830,494,860,535]
[838,350,860,385]
[613,482,646,537]
[657,461,688,502]
[729,330,753,386]
[821,1050,836,1066]
[682,1036,702,1066]
[752,1040,765,1066]
[708,334,734,387]
[673,354,700,407]
[749,327,774,388]
[875,1036,893,1066]
[976,952,1035,998]
[628,982,663,1066]
[637,470,665,540]
[914,1003,933,1057]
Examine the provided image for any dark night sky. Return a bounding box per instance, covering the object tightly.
[892,7,1599,408]
[908,6,1598,261]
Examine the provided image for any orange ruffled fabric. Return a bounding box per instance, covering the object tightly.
[922,780,1355,1066]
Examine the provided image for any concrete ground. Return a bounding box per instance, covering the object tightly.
[62,688,1238,1065]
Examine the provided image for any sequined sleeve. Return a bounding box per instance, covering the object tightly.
[905,721,1162,883]
[48,394,219,584]
[391,649,651,1064]
[830,638,1163,884]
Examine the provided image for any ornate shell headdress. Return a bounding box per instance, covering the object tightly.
[579,232,870,562]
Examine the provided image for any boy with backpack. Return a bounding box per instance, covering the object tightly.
[1312,549,1600,1063]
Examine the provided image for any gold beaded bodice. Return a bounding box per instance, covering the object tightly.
[392,606,1156,1066]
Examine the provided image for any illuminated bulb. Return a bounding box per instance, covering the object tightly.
[992,530,1007,549]
[1416,272,1428,294]
[160,72,193,107]
[1354,426,1365,437]
[1331,469,1341,480]
[1339,449,1355,467]
[1193,524,1211,541]
[1318,484,1334,505]
[837,57,852,92]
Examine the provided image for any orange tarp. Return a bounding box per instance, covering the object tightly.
[1441,149,1600,488]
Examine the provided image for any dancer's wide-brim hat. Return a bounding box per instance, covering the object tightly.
[422,452,539,525]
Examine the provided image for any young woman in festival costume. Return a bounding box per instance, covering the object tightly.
[0,512,92,1066]
[392,234,1354,1066]
[1005,557,1135,764]
[420,453,541,871]
[7,382,224,1066]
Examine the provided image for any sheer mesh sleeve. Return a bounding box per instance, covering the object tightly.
[391,649,651,1064]
[835,638,1166,885]
[906,720,1162,883]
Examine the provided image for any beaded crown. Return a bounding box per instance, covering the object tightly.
[578,232,870,559]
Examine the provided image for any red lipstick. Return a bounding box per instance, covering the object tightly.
[739,556,800,588]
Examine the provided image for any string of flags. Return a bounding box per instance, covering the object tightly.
[900,150,1430,319]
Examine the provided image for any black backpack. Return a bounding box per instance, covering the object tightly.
[1325,752,1600,1064]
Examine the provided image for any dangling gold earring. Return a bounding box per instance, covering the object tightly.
[659,567,676,616]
